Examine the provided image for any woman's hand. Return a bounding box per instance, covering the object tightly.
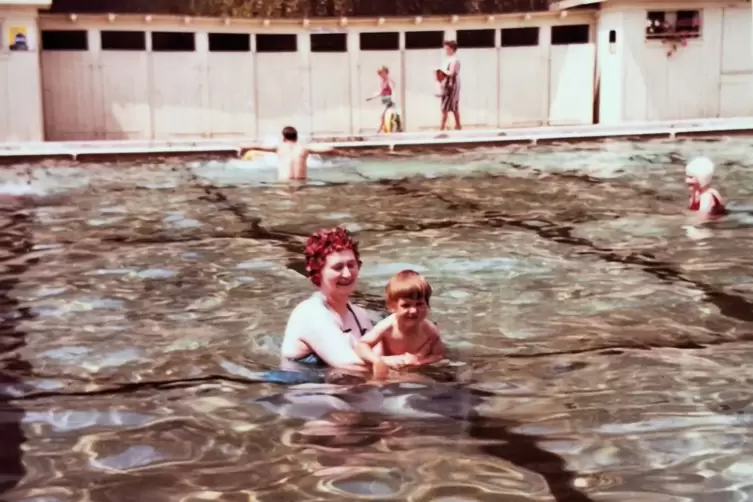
[381,354,420,370]
[372,358,389,379]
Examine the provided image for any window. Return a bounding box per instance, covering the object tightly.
[405,31,444,49]
[41,30,88,51]
[208,33,250,52]
[101,31,146,51]
[152,32,195,52]
[360,32,399,51]
[551,24,589,45]
[501,27,539,47]
[457,29,495,48]
[646,10,701,39]
[255,34,297,53]
[311,33,346,53]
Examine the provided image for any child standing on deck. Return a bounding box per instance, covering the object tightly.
[355,270,445,378]
[366,66,401,133]
[686,156,726,217]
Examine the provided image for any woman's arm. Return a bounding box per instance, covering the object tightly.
[447,59,460,77]
[284,305,365,368]
[354,315,392,365]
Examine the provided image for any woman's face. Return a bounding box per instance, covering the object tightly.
[319,249,360,299]
[444,45,455,56]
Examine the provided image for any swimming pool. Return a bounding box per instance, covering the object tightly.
[2,136,753,501]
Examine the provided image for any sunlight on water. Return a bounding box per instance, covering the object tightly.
[1,136,753,501]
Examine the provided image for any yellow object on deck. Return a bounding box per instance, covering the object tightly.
[384,108,402,134]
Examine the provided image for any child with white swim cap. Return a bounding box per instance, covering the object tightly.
[685,156,726,217]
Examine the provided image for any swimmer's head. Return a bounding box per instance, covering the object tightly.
[304,227,361,290]
[386,270,431,326]
[686,156,715,188]
[377,65,389,77]
[282,126,298,143]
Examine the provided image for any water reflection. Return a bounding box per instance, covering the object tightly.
[0,204,34,496]
[1,137,753,500]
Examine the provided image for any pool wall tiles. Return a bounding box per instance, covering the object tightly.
[0,0,751,142]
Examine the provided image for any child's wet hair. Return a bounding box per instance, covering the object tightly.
[377,65,389,74]
[386,270,432,307]
[282,126,298,142]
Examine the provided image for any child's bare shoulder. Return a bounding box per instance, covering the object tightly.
[423,319,440,335]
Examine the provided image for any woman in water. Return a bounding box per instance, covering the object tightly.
[366,66,401,133]
[281,227,415,370]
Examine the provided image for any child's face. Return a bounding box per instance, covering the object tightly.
[686,174,701,191]
[390,297,428,326]
[377,69,388,79]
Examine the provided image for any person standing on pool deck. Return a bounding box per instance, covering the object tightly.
[439,40,462,131]
[686,156,726,217]
[244,126,335,181]
[366,65,400,133]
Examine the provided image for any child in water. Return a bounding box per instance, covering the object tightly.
[366,66,401,133]
[686,156,726,217]
[355,270,445,378]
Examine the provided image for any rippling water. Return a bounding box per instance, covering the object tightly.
[2,137,753,501]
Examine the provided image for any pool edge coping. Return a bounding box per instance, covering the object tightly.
[2,117,753,163]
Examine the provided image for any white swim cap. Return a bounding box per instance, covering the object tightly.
[686,156,715,187]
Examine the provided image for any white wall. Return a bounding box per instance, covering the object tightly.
[30,12,598,141]
[718,7,753,118]
[597,0,751,122]
[0,6,44,142]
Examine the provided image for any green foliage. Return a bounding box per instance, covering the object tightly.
[50,0,552,17]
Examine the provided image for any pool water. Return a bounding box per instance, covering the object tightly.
[2,137,753,501]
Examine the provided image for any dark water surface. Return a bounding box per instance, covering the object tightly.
[2,137,753,501]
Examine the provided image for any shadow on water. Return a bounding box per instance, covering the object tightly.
[0,208,35,496]
[270,382,594,501]
[409,384,594,501]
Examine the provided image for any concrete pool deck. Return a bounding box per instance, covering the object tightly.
[2,117,753,161]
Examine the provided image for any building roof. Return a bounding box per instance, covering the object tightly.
[548,0,606,11]
[47,0,556,18]
[0,0,52,6]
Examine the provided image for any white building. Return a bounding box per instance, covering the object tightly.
[0,0,750,142]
